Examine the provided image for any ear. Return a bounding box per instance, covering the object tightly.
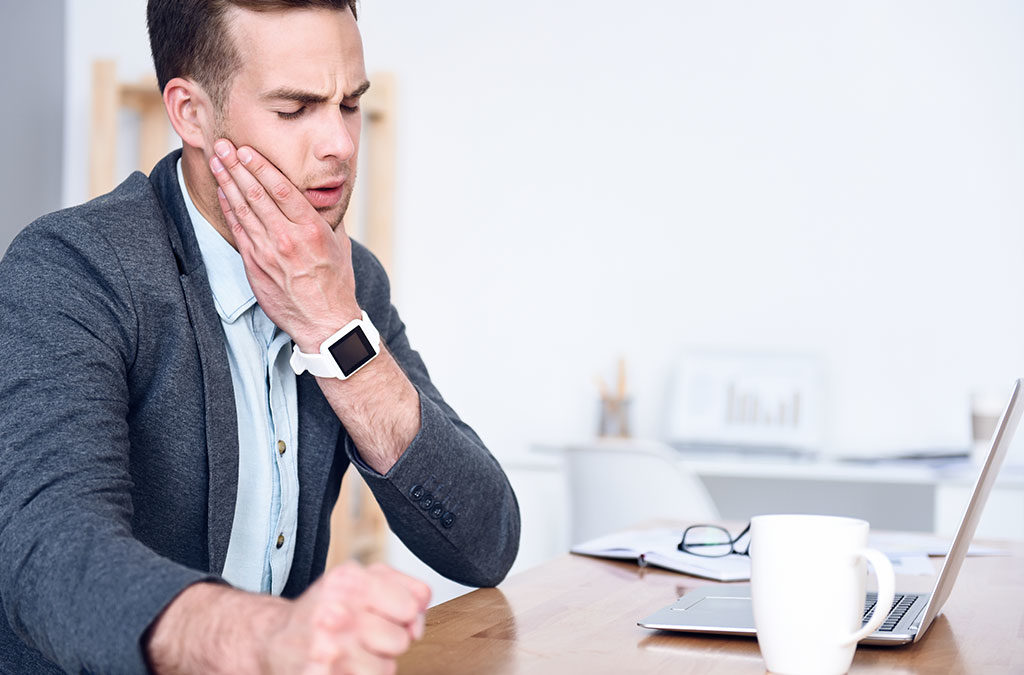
[163,77,215,150]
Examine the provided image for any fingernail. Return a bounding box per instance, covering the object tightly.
[238,147,253,164]
[211,156,224,173]
[217,187,226,200]
[413,614,425,639]
[214,140,230,158]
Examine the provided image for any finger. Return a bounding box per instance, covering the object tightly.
[367,564,432,610]
[308,601,357,662]
[411,612,426,641]
[210,148,270,242]
[217,186,276,286]
[309,608,397,675]
[353,610,412,658]
[342,650,396,675]
[213,139,315,230]
[217,185,256,260]
[216,186,245,242]
[235,143,320,225]
[324,564,422,626]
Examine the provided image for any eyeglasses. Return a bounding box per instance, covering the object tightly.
[678,523,751,557]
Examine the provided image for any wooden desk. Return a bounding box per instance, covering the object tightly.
[398,540,1024,674]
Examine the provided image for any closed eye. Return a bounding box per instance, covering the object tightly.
[277,107,307,120]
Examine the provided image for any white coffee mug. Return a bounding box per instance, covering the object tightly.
[750,515,895,675]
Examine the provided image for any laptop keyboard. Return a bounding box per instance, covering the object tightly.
[863,593,919,631]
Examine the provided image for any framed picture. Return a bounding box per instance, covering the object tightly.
[666,350,824,453]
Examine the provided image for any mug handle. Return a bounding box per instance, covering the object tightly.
[842,547,896,645]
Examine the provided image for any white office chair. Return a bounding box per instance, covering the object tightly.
[565,438,719,545]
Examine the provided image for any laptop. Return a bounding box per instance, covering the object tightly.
[638,378,1023,646]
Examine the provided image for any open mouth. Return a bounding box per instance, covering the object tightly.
[305,182,345,208]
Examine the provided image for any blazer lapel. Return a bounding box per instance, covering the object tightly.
[179,271,239,574]
[151,151,240,574]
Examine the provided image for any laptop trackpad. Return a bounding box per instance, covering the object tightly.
[674,595,755,629]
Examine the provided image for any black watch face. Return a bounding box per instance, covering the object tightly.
[328,325,377,377]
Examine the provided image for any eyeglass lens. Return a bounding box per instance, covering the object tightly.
[682,526,734,557]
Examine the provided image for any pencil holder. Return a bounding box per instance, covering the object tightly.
[598,397,631,438]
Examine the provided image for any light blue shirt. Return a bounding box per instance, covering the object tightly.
[177,160,300,595]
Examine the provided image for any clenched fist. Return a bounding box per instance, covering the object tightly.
[147,562,431,675]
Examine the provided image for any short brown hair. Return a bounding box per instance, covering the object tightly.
[147,0,358,111]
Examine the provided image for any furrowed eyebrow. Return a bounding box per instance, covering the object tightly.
[348,80,371,99]
[261,88,329,105]
[262,80,371,104]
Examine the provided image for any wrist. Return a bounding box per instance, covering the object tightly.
[293,307,364,354]
[320,348,421,474]
[147,582,288,674]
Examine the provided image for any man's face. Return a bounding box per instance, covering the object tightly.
[212,6,367,229]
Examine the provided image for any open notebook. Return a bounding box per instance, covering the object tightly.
[571,527,751,582]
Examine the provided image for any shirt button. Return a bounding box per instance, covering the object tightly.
[276,533,285,549]
[277,440,286,456]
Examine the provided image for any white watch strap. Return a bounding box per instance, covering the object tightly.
[289,346,338,378]
[289,311,381,378]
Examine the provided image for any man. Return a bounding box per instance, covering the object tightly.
[0,1,520,672]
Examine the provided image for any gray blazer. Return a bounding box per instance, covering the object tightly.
[0,150,520,673]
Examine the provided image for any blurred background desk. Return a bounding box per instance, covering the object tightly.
[680,451,1024,539]
[505,443,1024,570]
[397,536,1024,674]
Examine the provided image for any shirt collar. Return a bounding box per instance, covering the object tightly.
[177,158,257,323]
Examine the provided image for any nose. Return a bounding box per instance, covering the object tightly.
[312,108,356,163]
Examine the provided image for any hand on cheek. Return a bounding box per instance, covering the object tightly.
[209,138,362,351]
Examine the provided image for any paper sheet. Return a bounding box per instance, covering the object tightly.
[869,532,1006,557]
[886,553,935,576]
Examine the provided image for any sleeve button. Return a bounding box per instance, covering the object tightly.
[410,485,425,501]
[441,512,456,529]
[430,504,444,519]
[420,493,434,509]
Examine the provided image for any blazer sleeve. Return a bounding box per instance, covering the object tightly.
[343,245,521,588]
[0,219,220,673]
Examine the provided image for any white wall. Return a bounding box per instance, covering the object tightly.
[355,0,1024,458]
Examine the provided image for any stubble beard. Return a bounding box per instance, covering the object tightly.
[318,165,357,232]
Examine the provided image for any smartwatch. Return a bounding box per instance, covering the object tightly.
[289,311,381,380]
